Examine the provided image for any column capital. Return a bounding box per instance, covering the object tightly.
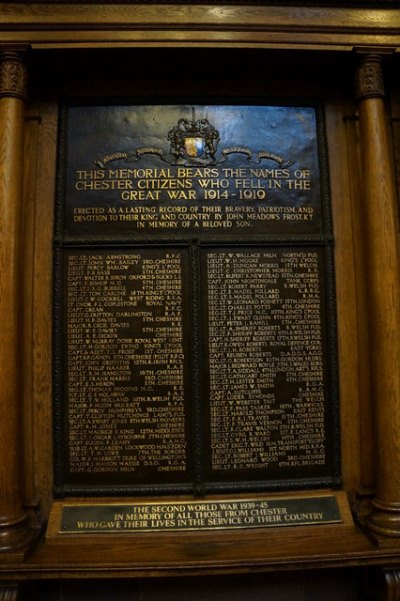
[0,51,28,101]
[355,54,385,102]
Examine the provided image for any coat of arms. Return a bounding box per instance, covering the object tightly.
[167,116,220,165]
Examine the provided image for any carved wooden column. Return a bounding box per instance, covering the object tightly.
[0,49,38,557]
[356,54,400,538]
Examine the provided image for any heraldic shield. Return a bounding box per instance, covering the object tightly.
[184,136,206,158]
[168,114,220,165]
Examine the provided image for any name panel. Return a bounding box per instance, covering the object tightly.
[202,247,332,483]
[62,247,192,489]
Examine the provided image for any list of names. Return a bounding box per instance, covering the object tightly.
[206,249,326,474]
[65,249,189,480]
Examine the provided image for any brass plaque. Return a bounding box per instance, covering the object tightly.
[54,103,339,497]
[60,496,341,533]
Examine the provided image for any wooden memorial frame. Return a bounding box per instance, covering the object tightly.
[0,4,400,599]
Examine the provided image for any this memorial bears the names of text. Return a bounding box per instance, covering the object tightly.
[55,103,339,496]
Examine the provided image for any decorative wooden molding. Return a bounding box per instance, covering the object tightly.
[3,0,400,5]
[0,51,27,100]
[1,5,400,51]
[0,586,19,601]
[382,569,400,601]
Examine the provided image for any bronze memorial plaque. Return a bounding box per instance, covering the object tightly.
[54,103,339,497]
[60,496,341,533]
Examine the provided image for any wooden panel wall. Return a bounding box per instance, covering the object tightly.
[22,101,58,517]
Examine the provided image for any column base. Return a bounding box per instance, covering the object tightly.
[366,499,400,539]
[0,508,43,560]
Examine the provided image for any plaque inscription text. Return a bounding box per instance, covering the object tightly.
[60,496,341,533]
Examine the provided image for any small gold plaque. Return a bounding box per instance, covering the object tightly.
[60,495,341,534]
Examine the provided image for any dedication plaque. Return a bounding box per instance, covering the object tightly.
[54,103,339,496]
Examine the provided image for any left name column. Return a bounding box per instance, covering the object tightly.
[0,49,39,558]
